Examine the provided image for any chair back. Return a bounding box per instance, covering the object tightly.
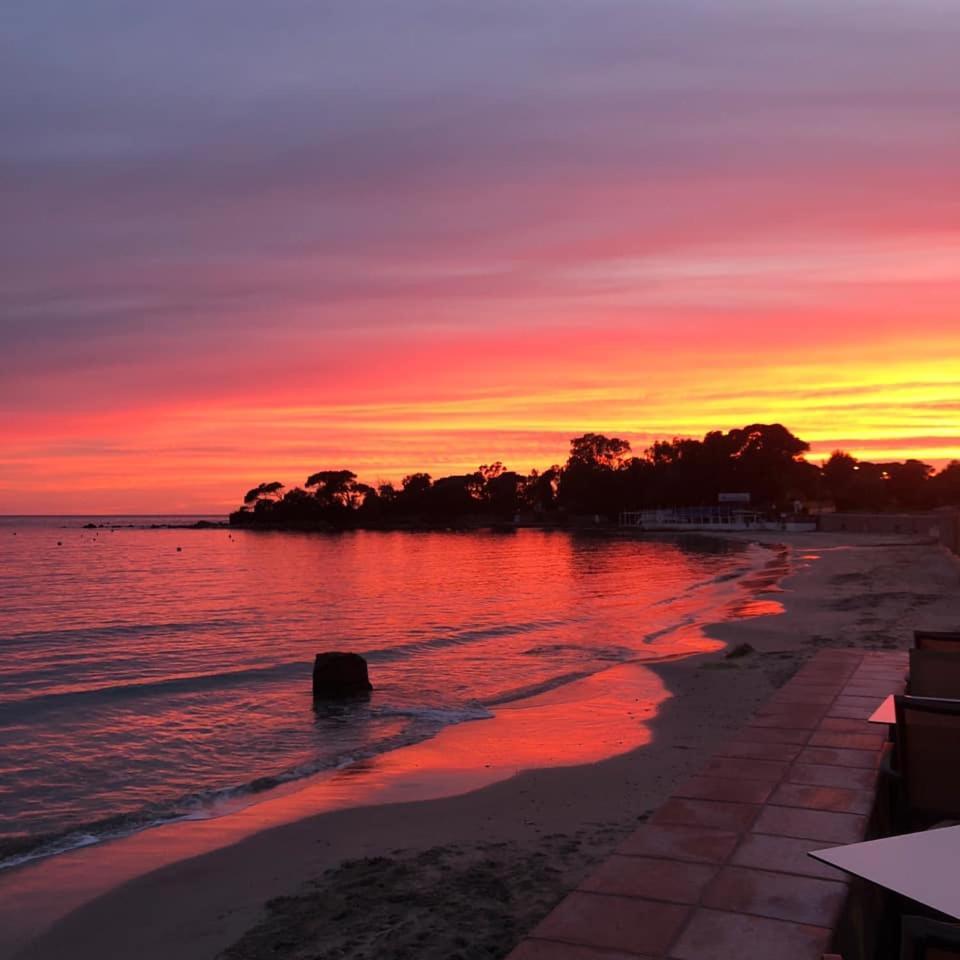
[908,650,960,697]
[915,630,960,652]
[900,914,960,959]
[894,695,960,826]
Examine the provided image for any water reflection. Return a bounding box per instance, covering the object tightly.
[0,523,768,865]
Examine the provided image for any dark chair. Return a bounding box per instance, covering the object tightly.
[891,696,960,829]
[901,915,960,959]
[915,631,960,653]
[908,650,960,698]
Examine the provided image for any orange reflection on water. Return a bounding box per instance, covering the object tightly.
[0,655,688,953]
[727,597,786,620]
[0,527,764,955]
[376,660,669,774]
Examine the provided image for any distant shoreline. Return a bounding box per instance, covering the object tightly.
[0,516,229,530]
[0,514,227,519]
[3,514,742,536]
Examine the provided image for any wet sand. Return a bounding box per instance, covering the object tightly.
[7,533,960,960]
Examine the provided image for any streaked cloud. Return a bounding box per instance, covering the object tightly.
[2,0,958,511]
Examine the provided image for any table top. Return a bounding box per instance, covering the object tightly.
[810,825,960,918]
[868,694,895,724]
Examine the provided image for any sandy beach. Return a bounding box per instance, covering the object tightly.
[6,532,960,960]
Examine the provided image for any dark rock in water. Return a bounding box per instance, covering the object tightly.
[725,642,755,659]
[313,652,373,699]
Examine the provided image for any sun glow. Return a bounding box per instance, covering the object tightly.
[4,320,958,513]
[4,0,959,514]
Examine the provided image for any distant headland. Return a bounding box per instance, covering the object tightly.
[229,424,960,531]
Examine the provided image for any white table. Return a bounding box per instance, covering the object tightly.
[810,825,960,918]
[868,694,895,725]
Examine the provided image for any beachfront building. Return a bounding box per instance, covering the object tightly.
[619,505,767,530]
[620,490,819,532]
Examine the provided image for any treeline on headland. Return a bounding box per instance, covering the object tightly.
[229,423,960,530]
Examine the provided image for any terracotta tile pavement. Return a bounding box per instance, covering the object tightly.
[669,909,832,960]
[701,756,790,781]
[508,939,656,959]
[530,892,689,955]
[769,782,874,815]
[796,746,880,770]
[700,865,849,926]
[826,702,880,720]
[728,833,850,881]
[713,739,803,762]
[505,649,907,960]
[750,711,824,730]
[786,762,878,791]
[725,726,812,745]
[651,798,761,833]
[674,775,776,805]
[831,695,887,710]
[580,855,717,903]
[751,804,866,844]
[807,731,886,751]
[616,824,739,864]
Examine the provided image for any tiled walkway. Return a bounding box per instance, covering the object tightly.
[507,648,908,960]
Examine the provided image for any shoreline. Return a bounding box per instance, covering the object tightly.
[6,533,960,960]
[0,533,767,875]
[0,532,771,876]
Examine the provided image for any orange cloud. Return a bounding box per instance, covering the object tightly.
[4,310,958,513]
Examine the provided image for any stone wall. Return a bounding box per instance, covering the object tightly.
[820,511,960,554]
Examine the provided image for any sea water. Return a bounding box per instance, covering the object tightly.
[0,518,776,868]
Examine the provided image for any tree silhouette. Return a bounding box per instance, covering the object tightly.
[885,460,934,510]
[228,424,960,529]
[567,434,631,470]
[525,466,560,514]
[931,462,960,506]
[725,424,811,506]
[243,481,284,505]
[401,473,432,496]
[305,470,376,511]
[239,481,286,517]
[823,452,859,510]
[560,434,632,516]
[487,470,526,518]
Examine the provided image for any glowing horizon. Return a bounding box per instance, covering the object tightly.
[6,323,959,514]
[3,2,958,513]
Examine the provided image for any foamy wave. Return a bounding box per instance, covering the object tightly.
[0,700,494,873]
[374,704,492,723]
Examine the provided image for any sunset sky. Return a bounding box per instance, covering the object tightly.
[4,1,959,513]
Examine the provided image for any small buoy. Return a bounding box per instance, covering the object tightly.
[57,541,62,546]
[176,546,182,552]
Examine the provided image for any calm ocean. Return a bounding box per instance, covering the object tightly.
[0,518,776,869]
